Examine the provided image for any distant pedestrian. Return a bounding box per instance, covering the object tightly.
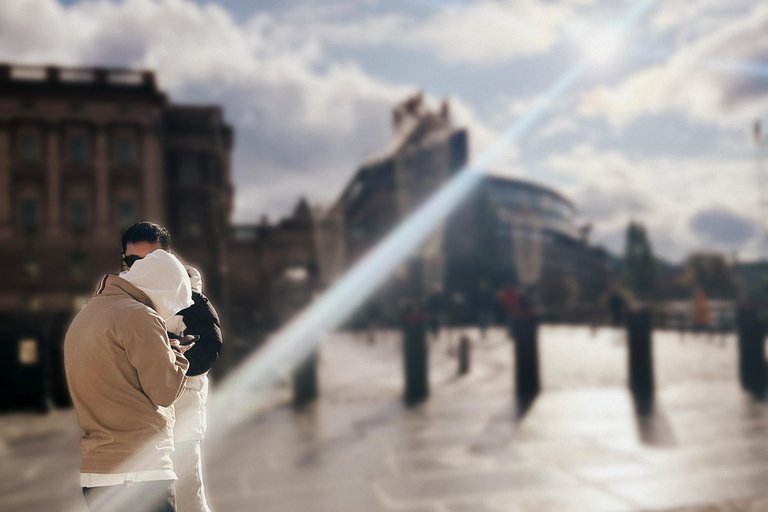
[424,283,447,340]
[607,289,626,327]
[692,287,711,334]
[474,280,496,339]
[499,285,522,339]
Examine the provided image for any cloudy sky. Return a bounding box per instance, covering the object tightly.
[4,0,768,261]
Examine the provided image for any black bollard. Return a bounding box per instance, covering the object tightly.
[627,309,654,400]
[736,307,767,398]
[403,314,429,405]
[293,349,319,407]
[458,335,471,376]
[512,315,540,402]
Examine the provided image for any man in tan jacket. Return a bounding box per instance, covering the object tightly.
[65,254,194,512]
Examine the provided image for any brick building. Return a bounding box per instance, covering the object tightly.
[0,63,232,313]
[227,199,318,338]
[0,63,233,408]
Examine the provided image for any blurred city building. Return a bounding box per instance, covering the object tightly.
[227,200,317,337]
[445,175,614,317]
[0,64,621,408]
[0,63,232,312]
[0,63,232,408]
[319,93,615,324]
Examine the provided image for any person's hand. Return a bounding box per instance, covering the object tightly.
[170,337,195,355]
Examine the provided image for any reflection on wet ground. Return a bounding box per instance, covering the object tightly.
[3,326,768,512]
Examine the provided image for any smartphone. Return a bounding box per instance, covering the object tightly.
[180,335,200,346]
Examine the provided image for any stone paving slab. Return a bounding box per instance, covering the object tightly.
[2,326,768,512]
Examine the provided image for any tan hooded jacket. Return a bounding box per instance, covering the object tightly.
[64,275,189,474]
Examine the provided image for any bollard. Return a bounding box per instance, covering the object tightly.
[292,349,319,407]
[627,309,654,400]
[512,315,540,402]
[458,335,471,376]
[403,313,429,405]
[736,307,767,398]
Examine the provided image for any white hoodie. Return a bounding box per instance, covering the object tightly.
[122,250,209,442]
[121,250,193,321]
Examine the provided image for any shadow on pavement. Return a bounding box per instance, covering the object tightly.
[468,395,537,454]
[632,392,676,447]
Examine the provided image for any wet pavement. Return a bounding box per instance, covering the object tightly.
[3,326,768,512]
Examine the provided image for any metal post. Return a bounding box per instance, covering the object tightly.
[292,349,319,407]
[512,315,540,402]
[458,335,470,375]
[627,309,654,400]
[403,312,429,405]
[737,306,767,398]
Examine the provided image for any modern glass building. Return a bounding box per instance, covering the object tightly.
[445,173,612,309]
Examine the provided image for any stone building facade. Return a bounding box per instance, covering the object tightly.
[0,63,232,314]
[226,199,318,347]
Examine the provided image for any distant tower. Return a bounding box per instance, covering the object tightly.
[754,120,768,258]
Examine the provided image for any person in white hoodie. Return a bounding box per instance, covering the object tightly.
[67,247,194,512]
[122,223,222,512]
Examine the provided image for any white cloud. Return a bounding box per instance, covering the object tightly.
[579,3,768,130]
[267,0,590,67]
[534,115,581,141]
[404,0,572,66]
[0,0,505,222]
[543,143,760,260]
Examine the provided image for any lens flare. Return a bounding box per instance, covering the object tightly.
[69,1,662,510]
[585,29,624,66]
[207,0,664,441]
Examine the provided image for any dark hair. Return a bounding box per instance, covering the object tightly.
[121,222,172,253]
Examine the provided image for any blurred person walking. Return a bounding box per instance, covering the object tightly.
[499,285,522,340]
[65,245,194,512]
[121,223,222,512]
[447,292,472,351]
[424,283,447,341]
[607,287,626,327]
[692,287,712,334]
[474,280,496,340]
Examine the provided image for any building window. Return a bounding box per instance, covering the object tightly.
[23,252,40,278]
[20,134,40,161]
[71,251,88,280]
[117,200,138,229]
[70,199,88,231]
[20,198,40,230]
[179,155,202,185]
[115,137,136,164]
[69,135,89,163]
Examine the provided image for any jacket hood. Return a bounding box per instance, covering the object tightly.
[121,250,193,321]
[185,265,203,294]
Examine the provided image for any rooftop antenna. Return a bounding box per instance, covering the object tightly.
[754,120,768,259]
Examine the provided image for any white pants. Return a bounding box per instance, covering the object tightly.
[171,440,212,512]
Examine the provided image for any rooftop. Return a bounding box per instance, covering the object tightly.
[0,63,166,104]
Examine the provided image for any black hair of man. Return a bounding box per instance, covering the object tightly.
[121,222,172,253]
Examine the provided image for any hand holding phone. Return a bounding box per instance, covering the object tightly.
[179,334,200,346]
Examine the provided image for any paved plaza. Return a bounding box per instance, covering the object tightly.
[4,326,768,511]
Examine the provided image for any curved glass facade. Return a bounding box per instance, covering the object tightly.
[484,177,578,240]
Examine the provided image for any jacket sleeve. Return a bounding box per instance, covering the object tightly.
[179,291,222,377]
[123,308,189,407]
